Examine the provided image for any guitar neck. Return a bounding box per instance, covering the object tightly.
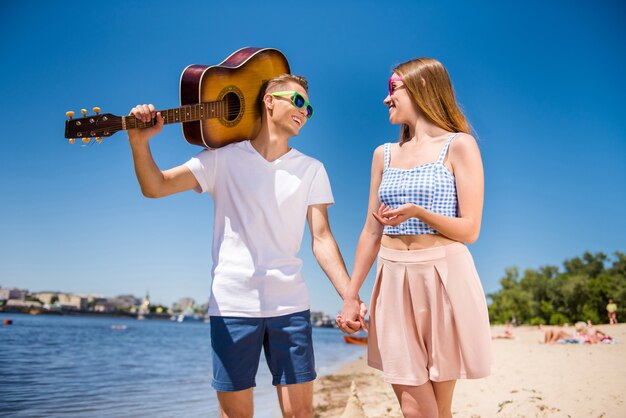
[122,101,226,130]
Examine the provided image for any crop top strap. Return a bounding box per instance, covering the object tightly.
[436,133,460,164]
[383,143,391,169]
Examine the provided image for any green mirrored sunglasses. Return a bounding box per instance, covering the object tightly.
[270,91,314,119]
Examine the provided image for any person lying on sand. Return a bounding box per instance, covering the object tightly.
[492,323,515,339]
[541,322,616,344]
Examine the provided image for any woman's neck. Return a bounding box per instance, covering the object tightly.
[407,115,451,143]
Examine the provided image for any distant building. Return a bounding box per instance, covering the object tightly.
[5,299,42,309]
[310,311,324,323]
[199,300,210,313]
[0,288,28,301]
[86,296,109,310]
[138,291,150,318]
[56,293,88,311]
[310,311,334,328]
[173,297,195,313]
[94,301,115,313]
[109,294,141,312]
[32,291,59,305]
[85,294,106,304]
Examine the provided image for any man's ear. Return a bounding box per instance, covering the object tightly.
[263,94,274,110]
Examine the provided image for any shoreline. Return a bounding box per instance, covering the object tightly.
[313,323,626,417]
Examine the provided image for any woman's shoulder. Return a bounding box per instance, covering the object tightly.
[376,140,399,150]
[373,142,393,156]
[449,132,479,156]
[371,142,393,168]
[451,132,477,145]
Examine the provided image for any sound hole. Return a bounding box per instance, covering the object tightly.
[223,91,241,122]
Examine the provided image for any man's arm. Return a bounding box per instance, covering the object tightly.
[307,204,365,332]
[128,104,199,197]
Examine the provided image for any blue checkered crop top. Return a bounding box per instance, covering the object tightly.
[378,133,459,235]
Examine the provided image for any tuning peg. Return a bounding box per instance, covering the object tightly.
[82,137,91,143]
[66,111,75,120]
[93,107,101,115]
[69,138,75,144]
[95,137,102,143]
[81,109,87,117]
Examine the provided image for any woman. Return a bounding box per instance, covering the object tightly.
[338,58,492,417]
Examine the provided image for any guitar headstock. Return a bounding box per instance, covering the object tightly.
[65,107,122,144]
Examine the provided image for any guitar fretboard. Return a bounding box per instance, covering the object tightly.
[122,101,226,130]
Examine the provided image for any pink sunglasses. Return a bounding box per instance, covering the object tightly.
[388,76,404,96]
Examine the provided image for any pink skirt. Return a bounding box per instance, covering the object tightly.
[368,243,492,386]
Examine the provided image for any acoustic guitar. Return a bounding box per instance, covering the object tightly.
[64,47,290,148]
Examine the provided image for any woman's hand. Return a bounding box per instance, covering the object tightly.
[337,298,368,334]
[372,203,419,226]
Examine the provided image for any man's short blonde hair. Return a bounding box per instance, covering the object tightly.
[262,74,309,95]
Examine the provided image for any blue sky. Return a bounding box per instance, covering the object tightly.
[1,1,625,314]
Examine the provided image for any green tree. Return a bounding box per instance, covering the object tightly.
[488,251,625,325]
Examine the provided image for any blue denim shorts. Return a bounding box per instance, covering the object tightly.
[210,310,316,392]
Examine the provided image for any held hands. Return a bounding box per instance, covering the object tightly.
[128,104,164,144]
[336,298,368,334]
[372,203,418,227]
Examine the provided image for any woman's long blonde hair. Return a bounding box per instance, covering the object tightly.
[394,58,470,145]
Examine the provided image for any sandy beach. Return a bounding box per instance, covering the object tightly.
[313,323,626,417]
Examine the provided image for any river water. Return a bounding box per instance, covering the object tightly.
[0,313,366,417]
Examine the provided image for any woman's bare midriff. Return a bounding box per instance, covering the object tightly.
[381,234,458,250]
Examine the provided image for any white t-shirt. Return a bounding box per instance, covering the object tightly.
[184,140,334,317]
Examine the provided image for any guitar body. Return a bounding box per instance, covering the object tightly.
[180,47,290,148]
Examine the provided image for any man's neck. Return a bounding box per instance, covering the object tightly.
[250,124,292,162]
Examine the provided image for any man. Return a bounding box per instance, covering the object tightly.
[607,299,618,325]
[127,74,364,418]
